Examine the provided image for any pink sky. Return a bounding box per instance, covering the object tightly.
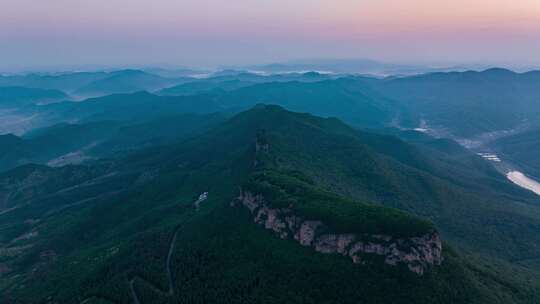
[1,0,540,67]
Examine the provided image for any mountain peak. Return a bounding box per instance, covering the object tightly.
[110,69,148,76]
[481,67,516,75]
[250,103,286,112]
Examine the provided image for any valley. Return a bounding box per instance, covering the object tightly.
[404,120,540,197]
[482,152,540,196]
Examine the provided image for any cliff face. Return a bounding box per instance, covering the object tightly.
[233,190,443,275]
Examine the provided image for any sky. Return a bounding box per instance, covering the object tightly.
[1,0,540,69]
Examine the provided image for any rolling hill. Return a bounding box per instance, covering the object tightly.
[0,86,68,107]
[0,112,227,172]
[370,68,540,137]
[73,70,192,98]
[0,72,109,93]
[492,128,540,178]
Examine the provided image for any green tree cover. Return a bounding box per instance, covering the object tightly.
[1,105,539,303]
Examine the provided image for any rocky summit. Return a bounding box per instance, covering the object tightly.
[235,189,443,274]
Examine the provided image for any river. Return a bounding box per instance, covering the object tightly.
[506,171,540,196]
[475,152,540,196]
[409,125,540,197]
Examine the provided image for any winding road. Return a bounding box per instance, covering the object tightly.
[79,193,207,304]
[129,226,181,303]
[79,226,181,304]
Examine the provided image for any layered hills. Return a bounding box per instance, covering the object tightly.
[1,67,540,303]
[1,105,539,303]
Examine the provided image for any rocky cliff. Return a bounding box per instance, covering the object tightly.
[233,190,443,275]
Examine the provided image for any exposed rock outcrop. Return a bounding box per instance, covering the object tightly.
[233,190,443,275]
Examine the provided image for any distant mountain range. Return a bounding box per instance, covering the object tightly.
[241,58,512,76]
[243,58,423,75]
[0,86,68,106]
[3,67,540,140]
[2,67,540,139]
[0,69,191,97]
[72,69,192,98]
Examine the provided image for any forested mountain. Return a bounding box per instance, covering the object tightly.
[0,86,68,106]
[0,70,192,98]
[1,68,540,303]
[73,70,191,98]
[369,69,540,137]
[492,128,540,178]
[157,68,540,137]
[1,105,540,303]
[157,79,256,96]
[0,72,109,93]
[0,112,227,172]
[8,68,540,139]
